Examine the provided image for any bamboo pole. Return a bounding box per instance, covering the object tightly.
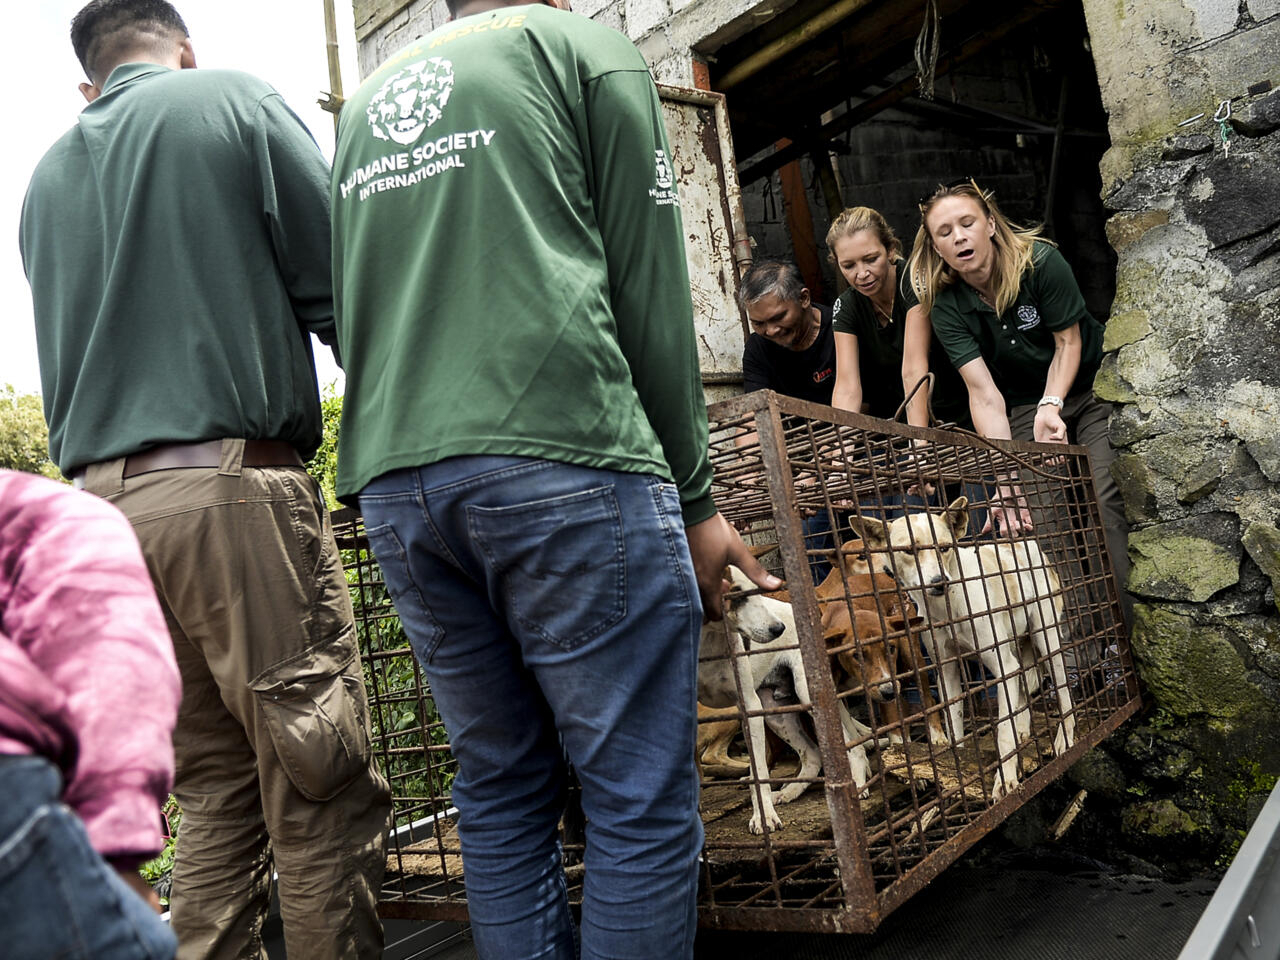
[319,0,346,132]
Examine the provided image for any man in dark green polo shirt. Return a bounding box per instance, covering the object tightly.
[20,3,390,958]
[331,1,777,957]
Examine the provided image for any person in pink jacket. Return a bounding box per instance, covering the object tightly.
[0,469,181,960]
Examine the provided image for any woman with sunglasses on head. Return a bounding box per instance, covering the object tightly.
[909,178,1130,626]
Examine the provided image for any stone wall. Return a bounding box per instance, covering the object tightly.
[1077,0,1280,869]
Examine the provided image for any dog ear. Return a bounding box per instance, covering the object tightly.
[848,516,889,550]
[942,496,970,539]
[822,623,846,644]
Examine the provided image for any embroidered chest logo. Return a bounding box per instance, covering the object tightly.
[367,58,455,145]
[1016,305,1041,331]
[812,367,834,384]
[654,149,673,190]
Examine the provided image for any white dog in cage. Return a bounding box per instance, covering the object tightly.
[698,566,875,834]
[851,497,1076,800]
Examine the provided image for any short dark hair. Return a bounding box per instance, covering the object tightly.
[738,260,805,309]
[71,0,189,84]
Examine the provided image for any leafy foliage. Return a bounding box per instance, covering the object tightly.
[0,385,61,480]
[139,796,181,904]
[307,381,343,506]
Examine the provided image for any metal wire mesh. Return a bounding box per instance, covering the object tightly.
[336,389,1140,934]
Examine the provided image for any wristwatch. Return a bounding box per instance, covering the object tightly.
[1037,395,1064,409]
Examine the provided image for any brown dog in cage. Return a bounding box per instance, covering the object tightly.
[698,566,875,834]
[852,497,1076,799]
[803,539,949,747]
[819,602,947,747]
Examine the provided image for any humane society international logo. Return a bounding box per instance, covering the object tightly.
[649,148,678,207]
[367,58,456,145]
[1016,305,1041,330]
[341,57,496,203]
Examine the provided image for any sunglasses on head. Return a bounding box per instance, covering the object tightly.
[918,176,981,208]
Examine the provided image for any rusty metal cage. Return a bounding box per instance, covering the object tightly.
[335,389,1140,934]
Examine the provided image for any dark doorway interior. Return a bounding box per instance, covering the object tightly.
[708,0,1116,321]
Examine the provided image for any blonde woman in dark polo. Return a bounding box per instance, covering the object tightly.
[909,178,1130,629]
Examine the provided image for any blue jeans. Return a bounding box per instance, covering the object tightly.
[359,456,704,960]
[0,756,176,960]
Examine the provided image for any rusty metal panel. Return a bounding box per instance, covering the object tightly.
[340,392,1141,933]
[657,84,751,393]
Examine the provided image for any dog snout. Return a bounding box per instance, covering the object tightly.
[927,574,948,597]
[768,620,786,639]
[877,681,897,701]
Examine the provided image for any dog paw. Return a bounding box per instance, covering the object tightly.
[888,731,906,745]
[990,777,1018,801]
[776,784,807,804]
[748,812,784,834]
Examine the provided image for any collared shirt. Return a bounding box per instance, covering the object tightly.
[331,6,714,523]
[833,259,971,425]
[21,63,335,474]
[929,242,1103,408]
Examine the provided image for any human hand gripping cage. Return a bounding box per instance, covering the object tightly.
[334,388,1140,934]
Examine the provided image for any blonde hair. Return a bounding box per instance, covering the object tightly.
[908,180,1052,315]
[826,206,901,264]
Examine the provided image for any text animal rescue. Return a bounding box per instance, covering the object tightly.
[339,129,497,202]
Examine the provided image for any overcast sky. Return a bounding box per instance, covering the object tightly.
[2,0,363,396]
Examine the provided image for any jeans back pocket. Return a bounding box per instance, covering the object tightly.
[469,485,626,650]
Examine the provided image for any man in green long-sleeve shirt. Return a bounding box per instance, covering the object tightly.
[332,1,776,956]
[20,3,390,958]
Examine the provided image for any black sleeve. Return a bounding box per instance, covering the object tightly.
[742,335,772,394]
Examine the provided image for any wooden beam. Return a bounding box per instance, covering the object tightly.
[719,0,878,92]
[778,141,826,303]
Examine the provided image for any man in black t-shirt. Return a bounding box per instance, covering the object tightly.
[738,261,840,582]
[740,261,835,405]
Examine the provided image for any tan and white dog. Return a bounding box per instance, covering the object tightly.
[698,566,875,834]
[851,497,1075,799]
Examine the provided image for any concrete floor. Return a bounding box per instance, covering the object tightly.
[263,850,1215,959]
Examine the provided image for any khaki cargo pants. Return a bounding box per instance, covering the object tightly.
[84,441,392,960]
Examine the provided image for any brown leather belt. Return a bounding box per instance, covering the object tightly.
[120,440,303,479]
